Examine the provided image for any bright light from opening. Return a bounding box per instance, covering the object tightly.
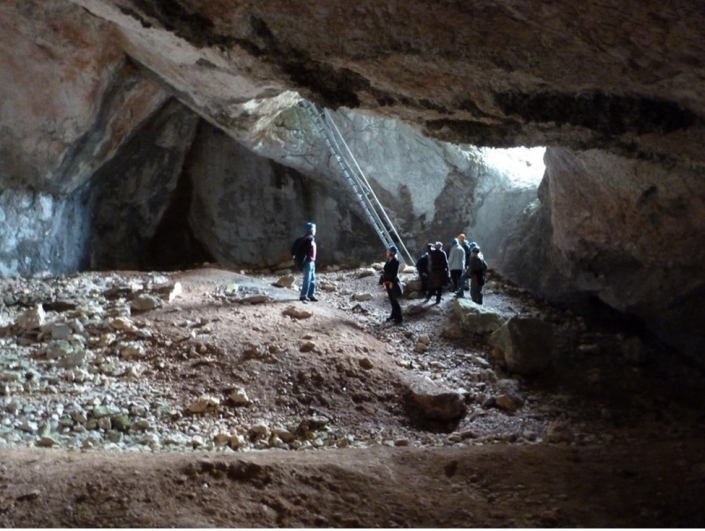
[480,146,546,187]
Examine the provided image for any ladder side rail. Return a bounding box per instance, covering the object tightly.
[322,109,416,266]
[317,115,402,255]
[302,100,411,265]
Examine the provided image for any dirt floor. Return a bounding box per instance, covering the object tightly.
[0,263,704,527]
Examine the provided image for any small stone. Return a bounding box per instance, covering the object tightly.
[229,388,252,406]
[49,323,73,340]
[352,293,373,302]
[111,414,131,432]
[131,294,162,312]
[299,341,316,353]
[120,343,146,360]
[414,342,429,353]
[495,394,522,412]
[187,396,220,413]
[359,357,373,370]
[283,306,313,320]
[15,305,45,330]
[109,317,137,332]
[37,435,61,447]
[249,423,269,438]
[275,275,296,288]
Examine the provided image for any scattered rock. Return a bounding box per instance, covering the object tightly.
[407,377,467,421]
[187,396,220,414]
[131,294,162,312]
[359,357,373,370]
[275,275,296,288]
[283,306,313,319]
[16,305,45,330]
[229,388,252,406]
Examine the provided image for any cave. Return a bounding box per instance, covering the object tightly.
[0,1,704,527]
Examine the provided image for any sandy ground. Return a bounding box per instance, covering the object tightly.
[0,264,704,527]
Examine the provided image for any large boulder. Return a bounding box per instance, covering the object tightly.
[406,377,467,422]
[453,299,507,335]
[489,317,555,376]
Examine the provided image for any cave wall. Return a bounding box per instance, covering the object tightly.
[0,1,169,194]
[89,99,200,270]
[502,147,705,359]
[2,0,705,359]
[185,121,382,268]
[0,188,92,276]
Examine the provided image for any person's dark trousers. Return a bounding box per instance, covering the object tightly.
[470,280,483,304]
[426,286,443,304]
[386,286,403,323]
[450,270,462,291]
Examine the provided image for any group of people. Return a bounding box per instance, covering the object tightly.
[414,234,488,305]
[292,222,488,327]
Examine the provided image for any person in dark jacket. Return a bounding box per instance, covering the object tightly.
[415,243,434,295]
[425,241,449,304]
[381,245,403,324]
[298,222,318,302]
[468,246,488,304]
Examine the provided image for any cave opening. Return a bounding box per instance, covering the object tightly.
[477,146,546,187]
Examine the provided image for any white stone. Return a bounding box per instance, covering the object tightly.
[19,421,38,433]
[187,395,220,413]
[120,343,146,360]
[229,388,251,406]
[16,305,45,330]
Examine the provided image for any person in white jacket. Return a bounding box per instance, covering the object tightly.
[447,238,466,293]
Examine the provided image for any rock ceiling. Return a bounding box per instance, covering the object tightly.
[74,0,705,162]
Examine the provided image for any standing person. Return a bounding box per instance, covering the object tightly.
[457,234,472,290]
[381,245,403,324]
[425,241,449,304]
[447,238,465,292]
[415,243,433,295]
[298,222,318,302]
[468,246,488,304]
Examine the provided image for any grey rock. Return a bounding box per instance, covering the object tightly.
[453,300,507,335]
[489,317,554,375]
[130,294,162,312]
[407,377,467,421]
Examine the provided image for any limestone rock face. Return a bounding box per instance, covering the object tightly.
[502,147,705,359]
[0,1,168,194]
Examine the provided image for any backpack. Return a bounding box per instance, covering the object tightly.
[291,236,308,271]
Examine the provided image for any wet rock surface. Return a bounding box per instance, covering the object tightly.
[0,264,703,526]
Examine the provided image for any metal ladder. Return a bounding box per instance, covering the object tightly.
[300,100,415,267]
